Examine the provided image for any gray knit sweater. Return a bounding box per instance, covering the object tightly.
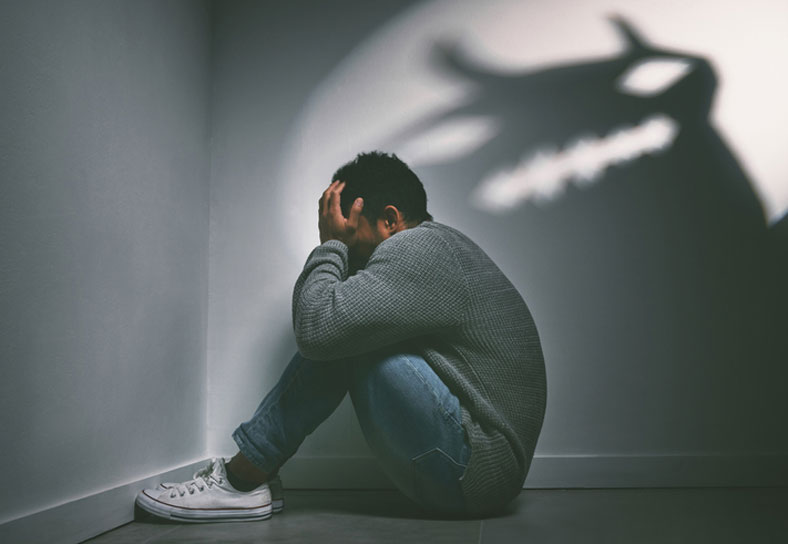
[292,220,547,516]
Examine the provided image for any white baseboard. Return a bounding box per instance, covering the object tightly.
[278,453,788,489]
[525,453,788,488]
[0,458,209,544]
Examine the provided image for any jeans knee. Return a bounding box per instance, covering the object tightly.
[348,352,411,399]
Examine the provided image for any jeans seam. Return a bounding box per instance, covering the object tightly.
[412,446,468,469]
[250,354,311,433]
[402,355,464,430]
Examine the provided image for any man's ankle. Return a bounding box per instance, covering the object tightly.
[225,466,263,492]
[225,452,270,491]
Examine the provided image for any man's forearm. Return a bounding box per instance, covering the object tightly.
[291,229,469,362]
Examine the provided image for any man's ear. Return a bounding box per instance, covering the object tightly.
[381,205,403,233]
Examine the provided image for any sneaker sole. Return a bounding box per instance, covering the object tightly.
[136,490,273,523]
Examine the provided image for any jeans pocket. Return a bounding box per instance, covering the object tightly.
[410,447,468,515]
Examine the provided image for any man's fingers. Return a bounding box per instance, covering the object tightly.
[319,185,329,215]
[318,179,362,245]
[320,180,339,216]
[329,181,344,219]
[347,197,363,230]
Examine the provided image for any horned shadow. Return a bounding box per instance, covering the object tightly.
[387,17,787,449]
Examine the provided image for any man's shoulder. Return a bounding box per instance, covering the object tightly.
[400,221,507,280]
[369,220,469,266]
[415,220,462,236]
[394,220,470,246]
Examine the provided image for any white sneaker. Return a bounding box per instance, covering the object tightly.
[158,465,285,513]
[136,457,272,523]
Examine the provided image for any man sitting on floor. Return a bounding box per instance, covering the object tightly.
[135,151,547,521]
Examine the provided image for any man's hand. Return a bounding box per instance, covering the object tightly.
[319,180,364,246]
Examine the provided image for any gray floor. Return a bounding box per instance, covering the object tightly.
[84,487,788,543]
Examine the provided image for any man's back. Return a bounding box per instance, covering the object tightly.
[403,221,547,516]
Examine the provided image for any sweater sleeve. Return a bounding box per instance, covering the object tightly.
[291,229,469,361]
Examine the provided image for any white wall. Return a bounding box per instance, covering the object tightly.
[0,0,211,524]
[207,0,788,487]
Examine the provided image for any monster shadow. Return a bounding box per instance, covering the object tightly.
[387,18,787,450]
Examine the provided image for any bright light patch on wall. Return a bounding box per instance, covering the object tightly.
[472,114,679,212]
[278,0,788,263]
[616,57,694,96]
[396,116,501,166]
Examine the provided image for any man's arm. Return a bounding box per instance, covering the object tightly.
[292,230,469,361]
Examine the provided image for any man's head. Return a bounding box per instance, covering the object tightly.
[332,151,433,270]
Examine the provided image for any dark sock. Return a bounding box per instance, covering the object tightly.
[225,465,262,492]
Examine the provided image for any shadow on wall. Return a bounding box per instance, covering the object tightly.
[388,17,787,447]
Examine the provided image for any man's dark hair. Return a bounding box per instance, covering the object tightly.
[332,151,433,225]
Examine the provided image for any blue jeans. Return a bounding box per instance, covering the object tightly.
[232,348,472,517]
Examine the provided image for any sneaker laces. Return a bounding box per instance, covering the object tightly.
[169,458,226,498]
